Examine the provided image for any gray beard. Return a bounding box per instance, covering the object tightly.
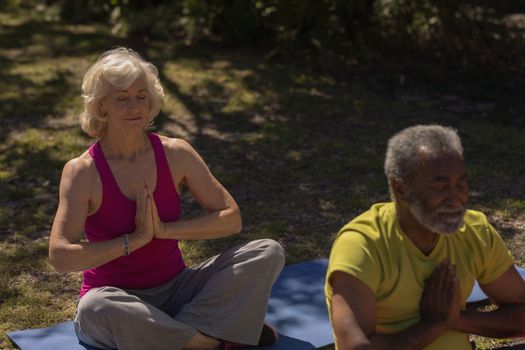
[408,195,466,235]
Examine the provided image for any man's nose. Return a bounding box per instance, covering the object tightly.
[446,185,468,207]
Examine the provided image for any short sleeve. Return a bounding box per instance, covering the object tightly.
[327,229,382,293]
[477,222,514,285]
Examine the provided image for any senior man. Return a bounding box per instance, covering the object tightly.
[325,125,525,350]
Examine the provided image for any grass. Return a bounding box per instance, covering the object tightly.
[1,8,525,350]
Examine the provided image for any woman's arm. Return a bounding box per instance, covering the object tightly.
[49,157,153,273]
[154,139,242,240]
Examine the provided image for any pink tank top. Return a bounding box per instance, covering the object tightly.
[80,133,186,297]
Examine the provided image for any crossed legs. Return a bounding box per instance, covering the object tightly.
[74,239,285,350]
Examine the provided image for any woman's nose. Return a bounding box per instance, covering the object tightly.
[127,98,140,110]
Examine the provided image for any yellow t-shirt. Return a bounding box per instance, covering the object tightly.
[325,202,514,350]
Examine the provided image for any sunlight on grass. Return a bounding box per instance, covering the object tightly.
[0,128,88,250]
[0,240,79,347]
[494,198,525,219]
[221,90,259,114]
[2,8,525,350]
[163,60,262,116]
[10,62,65,85]
[7,128,88,162]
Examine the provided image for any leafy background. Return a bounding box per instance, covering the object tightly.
[1,1,525,349]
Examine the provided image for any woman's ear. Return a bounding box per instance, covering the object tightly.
[99,101,107,117]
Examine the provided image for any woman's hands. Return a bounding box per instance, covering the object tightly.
[131,183,166,248]
[150,192,167,239]
[132,184,155,246]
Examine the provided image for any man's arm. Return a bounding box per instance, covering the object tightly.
[331,261,460,350]
[455,265,525,338]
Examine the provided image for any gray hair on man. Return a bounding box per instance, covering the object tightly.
[384,124,463,200]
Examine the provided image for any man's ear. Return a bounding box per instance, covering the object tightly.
[391,178,409,203]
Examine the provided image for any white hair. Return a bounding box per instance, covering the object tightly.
[384,124,463,200]
[79,47,165,137]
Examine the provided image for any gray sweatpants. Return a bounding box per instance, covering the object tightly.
[74,239,285,350]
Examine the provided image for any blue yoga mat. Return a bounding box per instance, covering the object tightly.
[265,259,332,348]
[7,322,98,350]
[6,321,315,350]
[7,259,331,350]
[8,259,525,349]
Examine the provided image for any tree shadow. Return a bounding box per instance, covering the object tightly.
[0,16,126,143]
[0,141,68,242]
[1,7,525,264]
[149,39,525,262]
[0,18,125,57]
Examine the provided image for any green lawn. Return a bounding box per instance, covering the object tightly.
[1,9,525,350]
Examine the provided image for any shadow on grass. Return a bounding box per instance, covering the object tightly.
[1,6,525,350]
[151,45,525,262]
[0,16,126,143]
[0,17,123,57]
[0,144,65,241]
[1,7,525,266]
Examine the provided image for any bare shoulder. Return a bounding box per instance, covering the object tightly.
[159,135,194,151]
[158,135,199,160]
[60,151,98,191]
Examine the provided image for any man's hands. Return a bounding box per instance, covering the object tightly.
[131,184,167,248]
[420,259,461,329]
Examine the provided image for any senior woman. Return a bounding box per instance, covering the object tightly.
[49,48,285,350]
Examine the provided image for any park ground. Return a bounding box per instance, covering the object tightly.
[1,8,525,350]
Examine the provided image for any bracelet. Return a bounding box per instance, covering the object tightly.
[123,234,129,256]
